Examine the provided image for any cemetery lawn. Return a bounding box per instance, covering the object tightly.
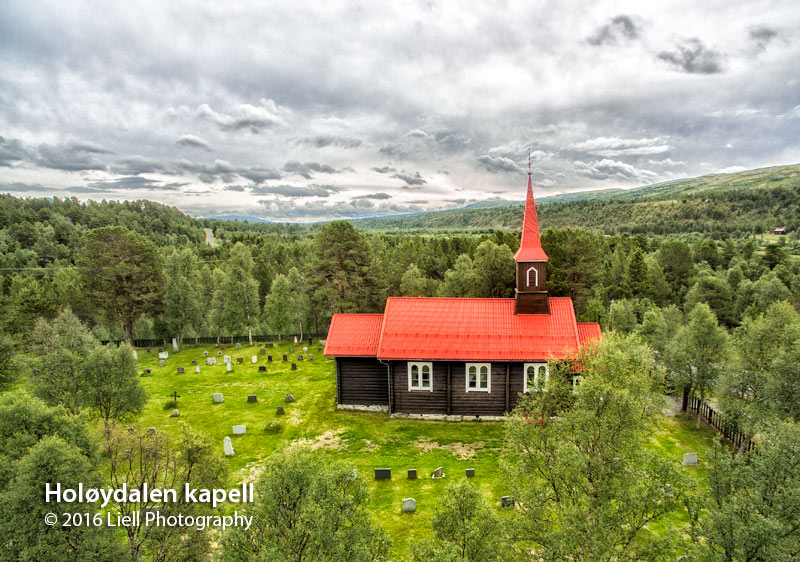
[128,342,719,559]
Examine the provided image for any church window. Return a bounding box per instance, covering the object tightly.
[524,363,549,392]
[408,362,433,391]
[466,363,491,392]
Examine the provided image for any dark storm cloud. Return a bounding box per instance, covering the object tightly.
[296,135,362,149]
[250,184,340,197]
[352,192,391,200]
[587,15,639,46]
[478,154,523,174]
[176,134,212,151]
[176,159,237,183]
[86,176,188,191]
[238,167,282,184]
[371,166,397,174]
[110,156,171,175]
[0,136,27,166]
[378,145,408,158]
[282,160,342,179]
[749,26,778,52]
[573,158,657,182]
[392,170,426,186]
[657,38,724,74]
[35,143,109,171]
[224,184,246,192]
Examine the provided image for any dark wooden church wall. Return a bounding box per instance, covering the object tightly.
[450,362,507,416]
[390,361,448,414]
[508,362,527,410]
[336,357,389,406]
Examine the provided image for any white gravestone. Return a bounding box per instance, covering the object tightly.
[132,349,138,361]
[251,356,258,363]
[223,436,234,456]
[232,425,246,435]
[206,357,217,366]
[402,498,416,513]
[212,393,224,403]
[223,355,231,364]
[226,362,232,372]
[172,338,179,352]
[682,453,698,466]
[158,351,168,359]
[195,366,200,374]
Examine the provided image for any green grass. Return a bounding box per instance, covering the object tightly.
[130,342,719,559]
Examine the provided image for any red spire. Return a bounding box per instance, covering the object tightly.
[514,174,549,261]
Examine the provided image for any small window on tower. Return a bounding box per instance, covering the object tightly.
[526,266,538,287]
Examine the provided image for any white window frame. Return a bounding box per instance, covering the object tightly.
[408,362,433,392]
[526,266,538,287]
[465,363,491,393]
[523,363,549,393]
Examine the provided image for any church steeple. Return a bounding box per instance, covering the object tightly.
[514,166,550,314]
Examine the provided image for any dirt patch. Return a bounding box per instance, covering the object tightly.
[414,439,486,460]
[239,460,266,483]
[294,429,344,451]
[361,439,379,452]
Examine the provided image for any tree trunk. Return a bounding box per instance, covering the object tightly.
[122,321,134,346]
[248,324,253,345]
[681,386,689,412]
[696,391,703,429]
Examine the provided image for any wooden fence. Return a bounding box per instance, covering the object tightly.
[101,334,326,348]
[687,397,755,453]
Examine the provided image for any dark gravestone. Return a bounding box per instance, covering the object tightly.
[247,395,257,403]
[191,360,197,365]
[146,348,151,353]
[276,406,285,416]
[297,355,303,361]
[407,469,417,480]
[285,394,295,403]
[143,368,152,374]
[258,366,266,372]
[266,342,273,348]
[375,468,391,480]
[236,357,243,364]
[309,354,313,361]
[291,363,297,371]
[158,347,163,353]
[268,355,272,362]
[259,348,266,354]
[32,368,41,376]
[282,354,287,362]
[308,337,312,345]
[318,347,323,352]
[177,367,185,374]
[501,496,514,508]
[466,468,475,477]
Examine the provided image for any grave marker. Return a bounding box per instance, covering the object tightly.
[170,409,180,417]
[268,355,273,362]
[172,338,179,352]
[402,498,416,513]
[291,363,297,370]
[191,360,197,365]
[177,367,185,374]
[132,350,138,361]
[501,496,515,508]
[251,356,257,363]
[285,394,295,403]
[303,346,308,353]
[232,425,246,435]
[407,469,417,480]
[236,357,243,364]
[158,351,169,359]
[226,362,232,372]
[258,366,266,372]
[682,453,698,466]
[158,360,165,367]
[247,395,257,403]
[203,351,209,357]
[276,406,285,416]
[282,354,287,362]
[309,354,313,361]
[259,348,266,354]
[195,366,200,374]
[235,343,242,350]
[212,393,224,403]
[375,468,391,480]
[466,468,475,477]
[223,436,234,456]
[147,427,157,435]
[432,467,445,479]
[206,357,217,366]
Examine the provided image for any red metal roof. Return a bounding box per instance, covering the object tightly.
[375,297,580,361]
[323,314,384,357]
[514,175,549,262]
[577,322,602,346]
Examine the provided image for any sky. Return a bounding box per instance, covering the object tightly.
[1,0,799,222]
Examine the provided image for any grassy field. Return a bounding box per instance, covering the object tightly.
[130,341,718,558]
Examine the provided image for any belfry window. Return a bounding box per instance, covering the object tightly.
[526,266,538,287]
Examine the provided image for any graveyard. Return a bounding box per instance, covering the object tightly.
[129,340,719,556]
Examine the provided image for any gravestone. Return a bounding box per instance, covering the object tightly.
[268,355,273,362]
[276,406,285,416]
[206,357,217,366]
[293,336,297,345]
[297,355,303,361]
[232,425,246,435]
[432,467,445,479]
[223,436,234,457]
[402,498,416,513]
[158,347,163,352]
[158,351,169,359]
[143,368,152,374]
[226,362,232,372]
[319,339,326,344]
[132,349,138,361]
[191,360,197,365]
[146,347,151,353]
[235,343,242,350]
[282,354,287,362]
[259,348,266,354]
[223,355,231,364]
[247,395,257,403]
[147,427,157,435]
[159,360,165,367]
[266,342,273,347]
[291,363,297,370]
[236,357,243,364]
[682,452,698,466]
[172,338,179,352]
[285,394,295,403]
[375,468,391,480]
[303,346,308,353]
[177,367,185,374]
[501,496,514,508]
[203,351,209,357]
[212,393,224,403]
[195,366,200,374]
[309,354,313,361]
[289,347,294,353]
[318,347,322,352]
[170,409,180,417]
[251,356,257,363]
[466,468,475,477]
[407,469,417,480]
[308,337,312,345]
[217,351,222,356]
[258,366,266,372]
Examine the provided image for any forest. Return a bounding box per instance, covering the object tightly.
[1,180,799,560]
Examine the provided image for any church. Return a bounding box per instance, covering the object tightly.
[323,173,601,417]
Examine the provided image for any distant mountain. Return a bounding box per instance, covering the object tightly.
[203,215,273,223]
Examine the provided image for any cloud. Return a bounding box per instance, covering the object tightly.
[371,166,397,174]
[353,192,391,200]
[568,137,671,157]
[193,99,288,133]
[86,176,188,190]
[296,135,362,149]
[657,38,724,74]
[175,159,237,183]
[405,129,431,139]
[257,198,427,221]
[238,167,282,184]
[587,15,640,46]
[478,154,523,174]
[250,184,340,197]
[573,159,658,182]
[224,184,246,192]
[392,170,426,186]
[719,165,747,173]
[0,136,28,166]
[0,182,53,193]
[110,156,170,175]
[35,142,110,171]
[283,160,342,179]
[749,26,778,52]
[176,134,212,151]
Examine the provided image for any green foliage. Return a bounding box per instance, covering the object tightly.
[221,243,261,344]
[221,447,390,562]
[81,343,146,429]
[504,333,689,560]
[163,247,203,345]
[264,273,292,341]
[77,226,165,344]
[0,334,16,384]
[473,240,515,298]
[541,228,604,316]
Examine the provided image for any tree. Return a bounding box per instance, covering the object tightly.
[400,264,428,296]
[286,267,310,339]
[163,247,202,346]
[0,334,16,384]
[473,240,515,297]
[82,343,146,432]
[665,303,729,428]
[221,243,260,344]
[685,275,735,327]
[208,267,228,343]
[441,254,479,297]
[222,447,390,561]
[623,247,649,298]
[504,333,688,559]
[78,226,164,345]
[762,243,787,269]
[412,481,510,561]
[541,228,604,316]
[688,421,800,560]
[30,307,97,414]
[658,239,694,301]
[264,273,292,342]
